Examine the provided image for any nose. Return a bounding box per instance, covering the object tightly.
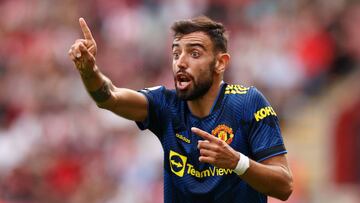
[176,53,188,70]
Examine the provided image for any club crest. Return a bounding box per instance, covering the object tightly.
[211,124,234,144]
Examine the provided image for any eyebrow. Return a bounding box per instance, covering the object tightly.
[172,43,207,51]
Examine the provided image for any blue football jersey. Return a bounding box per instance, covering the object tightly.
[136,83,287,203]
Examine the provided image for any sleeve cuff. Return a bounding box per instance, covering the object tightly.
[253,144,287,162]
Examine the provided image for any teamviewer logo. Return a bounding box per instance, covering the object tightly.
[169,150,187,177]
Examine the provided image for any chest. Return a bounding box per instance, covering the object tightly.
[162,108,250,164]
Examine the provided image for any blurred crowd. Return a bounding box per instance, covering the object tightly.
[0,0,359,202]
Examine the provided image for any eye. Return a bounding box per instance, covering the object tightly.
[173,51,180,60]
[191,51,200,58]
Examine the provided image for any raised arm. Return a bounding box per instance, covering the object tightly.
[68,18,148,121]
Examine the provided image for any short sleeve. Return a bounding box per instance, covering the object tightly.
[246,87,287,162]
[135,86,167,136]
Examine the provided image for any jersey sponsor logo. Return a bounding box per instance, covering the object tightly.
[225,84,249,94]
[169,150,188,177]
[175,133,190,144]
[211,124,234,144]
[254,106,277,122]
[169,150,234,178]
[187,164,233,178]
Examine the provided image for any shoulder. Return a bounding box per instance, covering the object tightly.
[139,85,178,106]
[140,85,175,96]
[224,84,251,95]
[225,84,267,103]
[224,84,257,105]
[224,84,273,120]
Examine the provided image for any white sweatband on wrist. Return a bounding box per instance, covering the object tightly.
[233,152,250,175]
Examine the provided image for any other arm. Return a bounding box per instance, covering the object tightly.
[192,127,293,201]
[241,154,293,201]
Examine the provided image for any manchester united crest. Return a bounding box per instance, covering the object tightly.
[211,124,234,144]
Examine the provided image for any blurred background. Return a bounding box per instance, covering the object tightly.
[0,0,359,202]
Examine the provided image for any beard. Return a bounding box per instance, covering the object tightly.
[175,59,215,101]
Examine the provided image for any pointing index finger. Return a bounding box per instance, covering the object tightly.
[191,127,217,142]
[79,17,94,40]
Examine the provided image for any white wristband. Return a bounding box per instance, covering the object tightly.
[233,152,250,175]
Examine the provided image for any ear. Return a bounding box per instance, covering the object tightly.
[215,53,230,74]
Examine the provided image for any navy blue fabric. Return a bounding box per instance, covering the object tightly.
[136,84,287,203]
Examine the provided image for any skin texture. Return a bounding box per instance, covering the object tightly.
[172,32,215,100]
[68,18,148,121]
[172,31,230,118]
[69,18,293,201]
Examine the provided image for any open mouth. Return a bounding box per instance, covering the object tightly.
[176,73,192,90]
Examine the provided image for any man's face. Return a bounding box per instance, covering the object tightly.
[172,31,216,100]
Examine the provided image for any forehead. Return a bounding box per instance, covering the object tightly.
[172,31,213,50]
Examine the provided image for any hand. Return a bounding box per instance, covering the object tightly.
[68,18,97,77]
[191,127,240,169]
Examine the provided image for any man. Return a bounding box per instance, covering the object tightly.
[68,16,293,203]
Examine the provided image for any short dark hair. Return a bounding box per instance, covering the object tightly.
[171,16,228,53]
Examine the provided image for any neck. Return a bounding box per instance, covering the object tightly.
[187,79,223,118]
